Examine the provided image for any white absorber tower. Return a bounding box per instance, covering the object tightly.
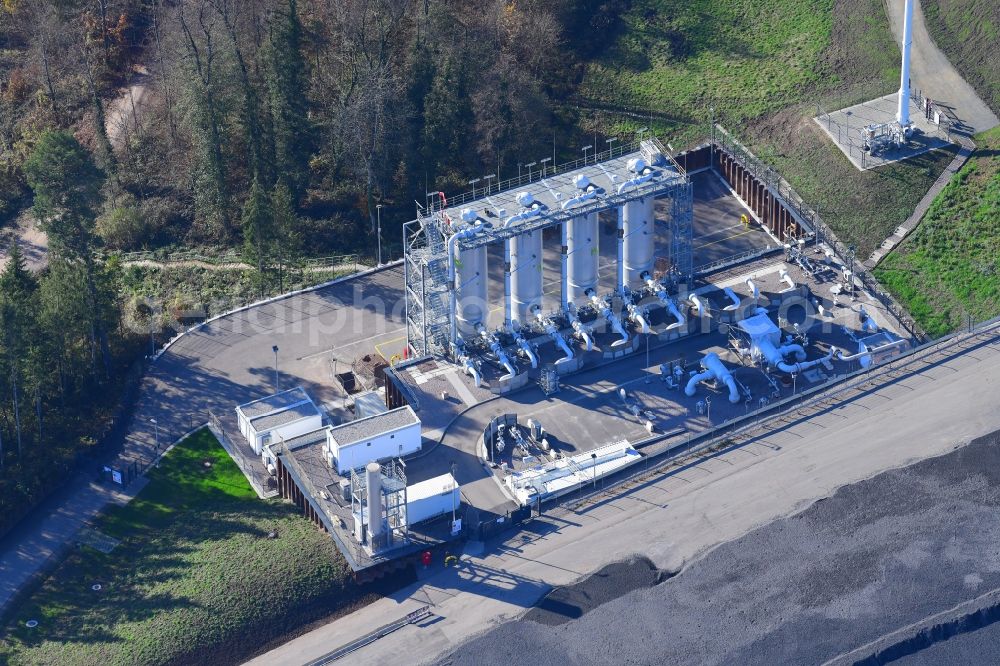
[562,175,601,306]
[455,209,489,337]
[622,197,655,288]
[619,158,656,290]
[506,192,544,327]
[566,211,600,303]
[365,462,383,542]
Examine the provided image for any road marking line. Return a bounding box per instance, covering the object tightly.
[297,327,406,360]
[694,229,754,251]
[374,335,407,361]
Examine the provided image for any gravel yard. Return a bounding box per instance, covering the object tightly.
[438,428,1000,665]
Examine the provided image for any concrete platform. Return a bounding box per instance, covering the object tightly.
[814,92,952,170]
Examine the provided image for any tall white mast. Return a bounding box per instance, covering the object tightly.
[897,0,914,126]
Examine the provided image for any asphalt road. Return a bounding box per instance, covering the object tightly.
[0,265,406,613]
[888,0,999,133]
[245,325,1000,666]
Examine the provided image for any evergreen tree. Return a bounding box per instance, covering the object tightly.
[271,181,301,292]
[265,0,311,202]
[23,131,112,378]
[241,176,273,282]
[0,244,39,458]
[421,57,473,183]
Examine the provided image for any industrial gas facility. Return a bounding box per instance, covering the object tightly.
[220,131,916,577]
[218,0,944,578]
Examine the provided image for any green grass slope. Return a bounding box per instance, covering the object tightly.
[579,0,899,126]
[746,107,959,258]
[924,0,1000,116]
[579,0,957,260]
[875,126,1000,337]
[0,430,370,666]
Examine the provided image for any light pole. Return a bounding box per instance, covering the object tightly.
[539,157,551,178]
[525,161,537,181]
[582,145,593,164]
[637,126,648,143]
[705,396,712,423]
[606,137,618,156]
[591,452,597,488]
[792,371,798,396]
[483,173,495,194]
[518,163,522,180]
[376,204,383,266]
[150,418,159,452]
[645,334,651,382]
[272,345,279,394]
[468,177,480,199]
[847,244,857,299]
[450,461,458,528]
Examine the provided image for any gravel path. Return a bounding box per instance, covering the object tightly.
[437,428,1000,665]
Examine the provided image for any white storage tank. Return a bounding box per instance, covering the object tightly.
[455,243,488,337]
[566,212,599,301]
[365,462,383,539]
[509,229,543,326]
[623,197,655,286]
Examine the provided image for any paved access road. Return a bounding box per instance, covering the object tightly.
[246,325,1000,666]
[0,265,406,613]
[888,0,999,133]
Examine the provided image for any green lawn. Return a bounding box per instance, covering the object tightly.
[744,106,960,258]
[0,430,362,666]
[579,0,899,130]
[576,0,956,261]
[875,126,1000,337]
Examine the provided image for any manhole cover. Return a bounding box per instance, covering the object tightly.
[92,584,102,591]
[25,620,38,628]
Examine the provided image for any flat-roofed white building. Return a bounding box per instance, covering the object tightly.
[324,405,421,474]
[236,387,323,456]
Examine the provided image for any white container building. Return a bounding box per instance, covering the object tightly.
[236,387,323,456]
[406,473,460,526]
[324,405,421,474]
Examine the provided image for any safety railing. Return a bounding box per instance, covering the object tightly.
[424,138,651,213]
[552,316,1000,516]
